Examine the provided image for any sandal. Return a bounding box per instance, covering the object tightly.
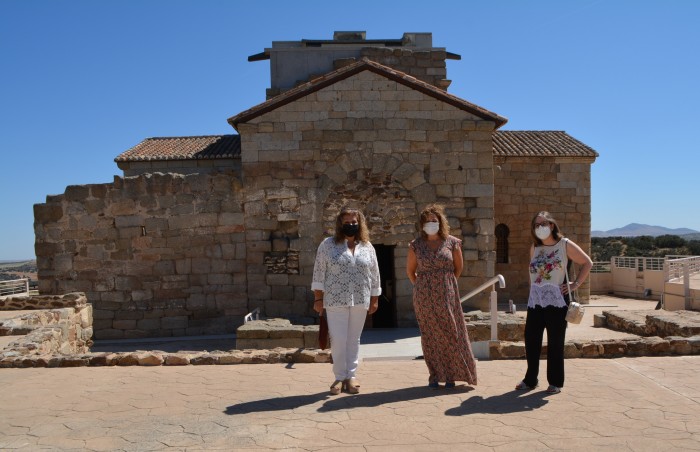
[344,378,360,394]
[330,380,343,395]
[546,385,561,394]
[515,380,537,391]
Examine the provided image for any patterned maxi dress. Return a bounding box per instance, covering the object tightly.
[411,236,477,384]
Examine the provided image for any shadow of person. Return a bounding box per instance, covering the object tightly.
[318,384,475,412]
[444,390,549,416]
[224,392,330,415]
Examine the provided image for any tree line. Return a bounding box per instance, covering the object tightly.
[591,235,700,262]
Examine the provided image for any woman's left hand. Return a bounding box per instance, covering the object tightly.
[368,297,379,314]
[561,282,576,295]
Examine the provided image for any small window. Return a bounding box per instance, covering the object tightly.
[495,223,510,264]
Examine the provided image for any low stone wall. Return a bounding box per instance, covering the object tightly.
[0,293,93,359]
[0,347,332,368]
[604,310,700,338]
[490,335,700,359]
[466,311,525,342]
[236,318,320,349]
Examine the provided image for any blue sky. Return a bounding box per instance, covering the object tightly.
[1,0,699,260]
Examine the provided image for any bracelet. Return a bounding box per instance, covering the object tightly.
[315,298,323,302]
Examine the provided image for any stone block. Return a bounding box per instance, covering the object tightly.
[593,314,607,327]
[161,316,188,329]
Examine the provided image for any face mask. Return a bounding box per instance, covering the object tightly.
[423,222,440,235]
[535,225,552,241]
[341,223,359,237]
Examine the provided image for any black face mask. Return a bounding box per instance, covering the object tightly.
[341,223,359,237]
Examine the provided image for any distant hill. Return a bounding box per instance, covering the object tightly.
[592,223,700,238]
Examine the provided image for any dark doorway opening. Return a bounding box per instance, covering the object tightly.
[369,244,396,328]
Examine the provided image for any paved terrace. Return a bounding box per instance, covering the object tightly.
[2,296,700,450]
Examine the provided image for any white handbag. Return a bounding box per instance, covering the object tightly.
[564,243,584,324]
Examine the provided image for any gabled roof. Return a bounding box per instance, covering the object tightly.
[114,131,597,163]
[493,131,599,158]
[114,135,241,162]
[227,57,508,129]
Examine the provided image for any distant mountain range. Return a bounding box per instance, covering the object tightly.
[592,223,700,238]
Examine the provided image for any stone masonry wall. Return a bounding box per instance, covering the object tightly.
[494,156,594,304]
[0,292,92,359]
[34,172,247,339]
[238,70,497,322]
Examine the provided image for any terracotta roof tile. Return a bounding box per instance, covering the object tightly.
[493,131,599,158]
[114,135,240,162]
[227,57,508,129]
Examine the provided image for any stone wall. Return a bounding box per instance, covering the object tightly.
[494,157,594,303]
[0,292,92,360]
[34,172,247,339]
[238,70,497,321]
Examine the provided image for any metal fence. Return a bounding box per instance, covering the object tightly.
[0,278,30,297]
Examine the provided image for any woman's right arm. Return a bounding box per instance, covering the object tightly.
[406,245,418,285]
[311,240,328,312]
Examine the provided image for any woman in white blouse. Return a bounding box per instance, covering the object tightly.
[516,211,592,394]
[312,207,381,395]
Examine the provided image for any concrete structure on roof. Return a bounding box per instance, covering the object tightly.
[34,31,599,340]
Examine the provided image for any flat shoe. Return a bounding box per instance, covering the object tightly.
[330,380,343,395]
[515,380,537,391]
[428,381,440,389]
[546,385,561,394]
[445,381,456,389]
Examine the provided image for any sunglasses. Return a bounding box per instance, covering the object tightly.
[534,221,550,227]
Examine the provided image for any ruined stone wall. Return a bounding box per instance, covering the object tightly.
[34,172,247,339]
[494,156,594,303]
[238,70,497,323]
[0,292,93,361]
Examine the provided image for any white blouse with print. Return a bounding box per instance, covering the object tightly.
[311,237,382,308]
[528,238,569,309]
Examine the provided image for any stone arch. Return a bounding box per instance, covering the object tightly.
[319,150,428,245]
[321,170,418,245]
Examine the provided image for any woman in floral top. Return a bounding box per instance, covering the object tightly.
[312,207,381,395]
[516,211,592,394]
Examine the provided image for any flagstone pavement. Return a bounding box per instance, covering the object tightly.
[2,355,700,451]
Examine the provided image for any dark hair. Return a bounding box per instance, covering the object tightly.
[334,206,370,243]
[530,211,563,246]
[419,204,450,240]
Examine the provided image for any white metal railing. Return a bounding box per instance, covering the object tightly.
[244,307,261,324]
[612,256,665,271]
[0,278,30,298]
[460,274,506,341]
[591,262,611,273]
[665,256,700,309]
[665,256,700,282]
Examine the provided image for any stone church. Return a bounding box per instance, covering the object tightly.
[34,32,598,340]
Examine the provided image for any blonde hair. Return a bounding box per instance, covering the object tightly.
[419,204,450,240]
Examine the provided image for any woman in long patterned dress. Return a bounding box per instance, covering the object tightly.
[406,204,477,389]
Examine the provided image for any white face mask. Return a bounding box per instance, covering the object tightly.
[535,225,552,241]
[423,221,440,235]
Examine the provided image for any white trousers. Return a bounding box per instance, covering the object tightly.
[325,305,367,381]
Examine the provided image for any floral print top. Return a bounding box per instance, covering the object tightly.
[311,237,381,309]
[528,238,569,308]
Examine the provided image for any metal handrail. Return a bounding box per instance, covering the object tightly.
[244,307,261,324]
[460,274,506,342]
[460,274,506,303]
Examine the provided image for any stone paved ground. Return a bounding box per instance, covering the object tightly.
[2,356,700,451]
